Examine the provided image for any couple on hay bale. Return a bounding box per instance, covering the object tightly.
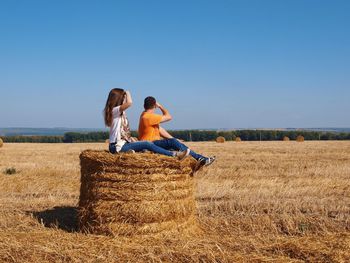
[104,88,216,170]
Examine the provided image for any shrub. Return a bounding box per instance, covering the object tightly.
[3,167,17,175]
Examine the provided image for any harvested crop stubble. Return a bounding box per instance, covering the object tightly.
[216,136,225,143]
[78,150,198,237]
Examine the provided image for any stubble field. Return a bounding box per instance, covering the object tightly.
[0,141,349,262]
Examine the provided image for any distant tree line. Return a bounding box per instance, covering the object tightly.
[169,130,350,141]
[62,131,138,143]
[62,132,108,143]
[1,130,350,143]
[1,135,64,143]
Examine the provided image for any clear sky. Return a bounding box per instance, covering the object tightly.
[1,0,349,130]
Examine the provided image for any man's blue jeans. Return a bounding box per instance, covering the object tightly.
[109,141,174,156]
[153,138,204,160]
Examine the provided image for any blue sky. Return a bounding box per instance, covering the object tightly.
[1,0,349,129]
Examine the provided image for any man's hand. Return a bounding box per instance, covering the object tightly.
[156,102,163,109]
[156,102,172,123]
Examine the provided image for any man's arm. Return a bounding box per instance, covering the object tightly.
[159,126,173,139]
[156,103,172,123]
[159,127,185,142]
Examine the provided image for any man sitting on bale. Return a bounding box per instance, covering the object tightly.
[138,96,216,168]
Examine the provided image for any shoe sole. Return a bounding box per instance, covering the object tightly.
[205,157,216,166]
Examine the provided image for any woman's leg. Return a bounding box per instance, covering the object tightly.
[109,143,116,154]
[153,138,205,160]
[120,141,174,157]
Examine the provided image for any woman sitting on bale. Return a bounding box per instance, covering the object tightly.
[104,88,189,160]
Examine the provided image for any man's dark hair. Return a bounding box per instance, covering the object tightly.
[144,96,156,110]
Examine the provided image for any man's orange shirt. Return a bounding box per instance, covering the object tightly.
[138,112,162,141]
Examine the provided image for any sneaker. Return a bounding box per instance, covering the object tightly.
[175,148,190,160]
[194,158,207,172]
[126,149,135,154]
[199,156,216,166]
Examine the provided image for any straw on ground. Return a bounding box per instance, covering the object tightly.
[0,141,349,262]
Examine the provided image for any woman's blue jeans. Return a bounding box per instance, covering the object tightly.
[153,138,205,160]
[109,141,174,157]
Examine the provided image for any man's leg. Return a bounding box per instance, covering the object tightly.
[121,141,174,157]
[153,138,205,160]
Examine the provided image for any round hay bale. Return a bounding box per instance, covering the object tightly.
[216,136,225,143]
[105,139,110,144]
[283,136,290,141]
[78,150,198,237]
[235,137,242,142]
[296,135,304,142]
[0,138,3,148]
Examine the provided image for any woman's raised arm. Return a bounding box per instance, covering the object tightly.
[120,90,133,112]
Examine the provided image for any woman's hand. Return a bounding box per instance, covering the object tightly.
[120,90,133,112]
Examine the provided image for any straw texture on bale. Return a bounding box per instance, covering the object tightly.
[78,150,198,237]
[235,137,242,142]
[283,136,290,141]
[216,136,225,143]
[0,138,3,148]
[296,135,305,142]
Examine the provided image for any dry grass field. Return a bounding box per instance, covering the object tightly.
[0,141,349,262]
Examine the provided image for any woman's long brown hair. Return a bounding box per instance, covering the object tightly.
[104,88,125,127]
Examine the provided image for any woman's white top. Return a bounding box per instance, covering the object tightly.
[109,106,126,152]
